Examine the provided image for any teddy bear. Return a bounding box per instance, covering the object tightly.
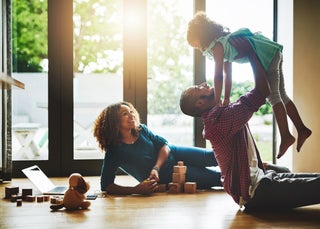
[50,173,91,211]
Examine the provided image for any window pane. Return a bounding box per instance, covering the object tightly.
[73,0,123,159]
[12,0,49,161]
[206,0,274,161]
[147,0,194,145]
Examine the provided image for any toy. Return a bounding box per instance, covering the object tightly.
[50,173,91,211]
[168,161,197,194]
[168,161,187,193]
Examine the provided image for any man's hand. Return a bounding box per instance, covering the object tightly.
[229,36,254,59]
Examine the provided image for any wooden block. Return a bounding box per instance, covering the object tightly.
[56,198,63,204]
[22,188,33,199]
[172,172,185,184]
[43,195,51,202]
[168,182,182,194]
[155,184,167,193]
[11,194,18,202]
[5,186,19,199]
[16,199,22,207]
[50,197,57,204]
[184,182,197,194]
[95,191,107,198]
[177,161,184,166]
[50,196,62,204]
[143,179,150,183]
[25,195,36,202]
[173,165,187,174]
[100,191,107,198]
[12,193,23,202]
[37,195,44,202]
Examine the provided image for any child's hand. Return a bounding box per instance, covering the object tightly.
[214,98,222,107]
[222,98,230,106]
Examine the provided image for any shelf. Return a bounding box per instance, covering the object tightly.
[0,73,25,89]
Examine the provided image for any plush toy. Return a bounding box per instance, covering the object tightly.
[50,173,91,211]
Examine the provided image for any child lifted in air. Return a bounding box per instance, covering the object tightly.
[187,11,311,159]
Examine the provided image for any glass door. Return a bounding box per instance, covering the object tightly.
[11,0,71,176]
[72,0,123,160]
[11,0,125,177]
[11,0,51,176]
[147,0,194,146]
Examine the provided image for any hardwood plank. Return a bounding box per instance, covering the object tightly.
[1,176,320,229]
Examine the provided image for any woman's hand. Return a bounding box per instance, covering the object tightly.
[149,168,160,182]
[133,179,158,195]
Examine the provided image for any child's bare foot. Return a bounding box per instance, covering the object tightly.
[297,128,312,152]
[277,135,295,159]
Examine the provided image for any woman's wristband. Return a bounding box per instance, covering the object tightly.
[152,166,160,172]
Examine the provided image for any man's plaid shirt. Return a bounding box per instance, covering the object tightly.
[202,88,266,205]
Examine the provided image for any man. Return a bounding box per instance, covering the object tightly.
[180,37,320,211]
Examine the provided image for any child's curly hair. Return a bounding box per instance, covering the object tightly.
[187,11,229,51]
[93,101,140,152]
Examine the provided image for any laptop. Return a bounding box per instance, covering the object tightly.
[22,165,68,195]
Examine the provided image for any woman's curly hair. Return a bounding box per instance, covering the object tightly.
[93,101,141,153]
[187,11,230,51]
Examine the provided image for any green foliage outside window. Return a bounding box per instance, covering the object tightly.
[11,0,272,116]
[230,80,272,117]
[12,0,47,72]
[12,0,122,74]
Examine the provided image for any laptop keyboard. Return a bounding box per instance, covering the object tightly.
[49,186,67,193]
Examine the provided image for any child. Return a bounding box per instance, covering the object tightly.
[187,11,311,159]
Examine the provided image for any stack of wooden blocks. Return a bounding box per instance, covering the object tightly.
[168,161,197,194]
[4,186,51,206]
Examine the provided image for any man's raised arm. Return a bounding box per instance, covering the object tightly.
[229,37,270,98]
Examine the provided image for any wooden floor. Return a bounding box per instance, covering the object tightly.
[1,175,320,229]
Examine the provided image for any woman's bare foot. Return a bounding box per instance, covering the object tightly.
[277,135,296,159]
[297,128,312,152]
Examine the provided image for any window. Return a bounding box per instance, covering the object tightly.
[73,0,123,160]
[147,0,194,145]
[10,0,288,176]
[12,0,49,161]
[205,0,274,162]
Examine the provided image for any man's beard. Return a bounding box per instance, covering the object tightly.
[207,90,215,100]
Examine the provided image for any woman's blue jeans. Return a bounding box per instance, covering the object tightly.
[168,145,222,189]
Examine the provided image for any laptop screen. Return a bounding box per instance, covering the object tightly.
[22,165,55,193]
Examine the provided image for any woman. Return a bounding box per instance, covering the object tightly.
[93,101,222,195]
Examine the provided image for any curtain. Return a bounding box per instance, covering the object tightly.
[1,0,12,182]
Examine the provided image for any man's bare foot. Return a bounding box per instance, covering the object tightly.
[297,128,312,152]
[277,135,296,159]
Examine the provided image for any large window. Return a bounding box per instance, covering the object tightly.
[10,0,287,176]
